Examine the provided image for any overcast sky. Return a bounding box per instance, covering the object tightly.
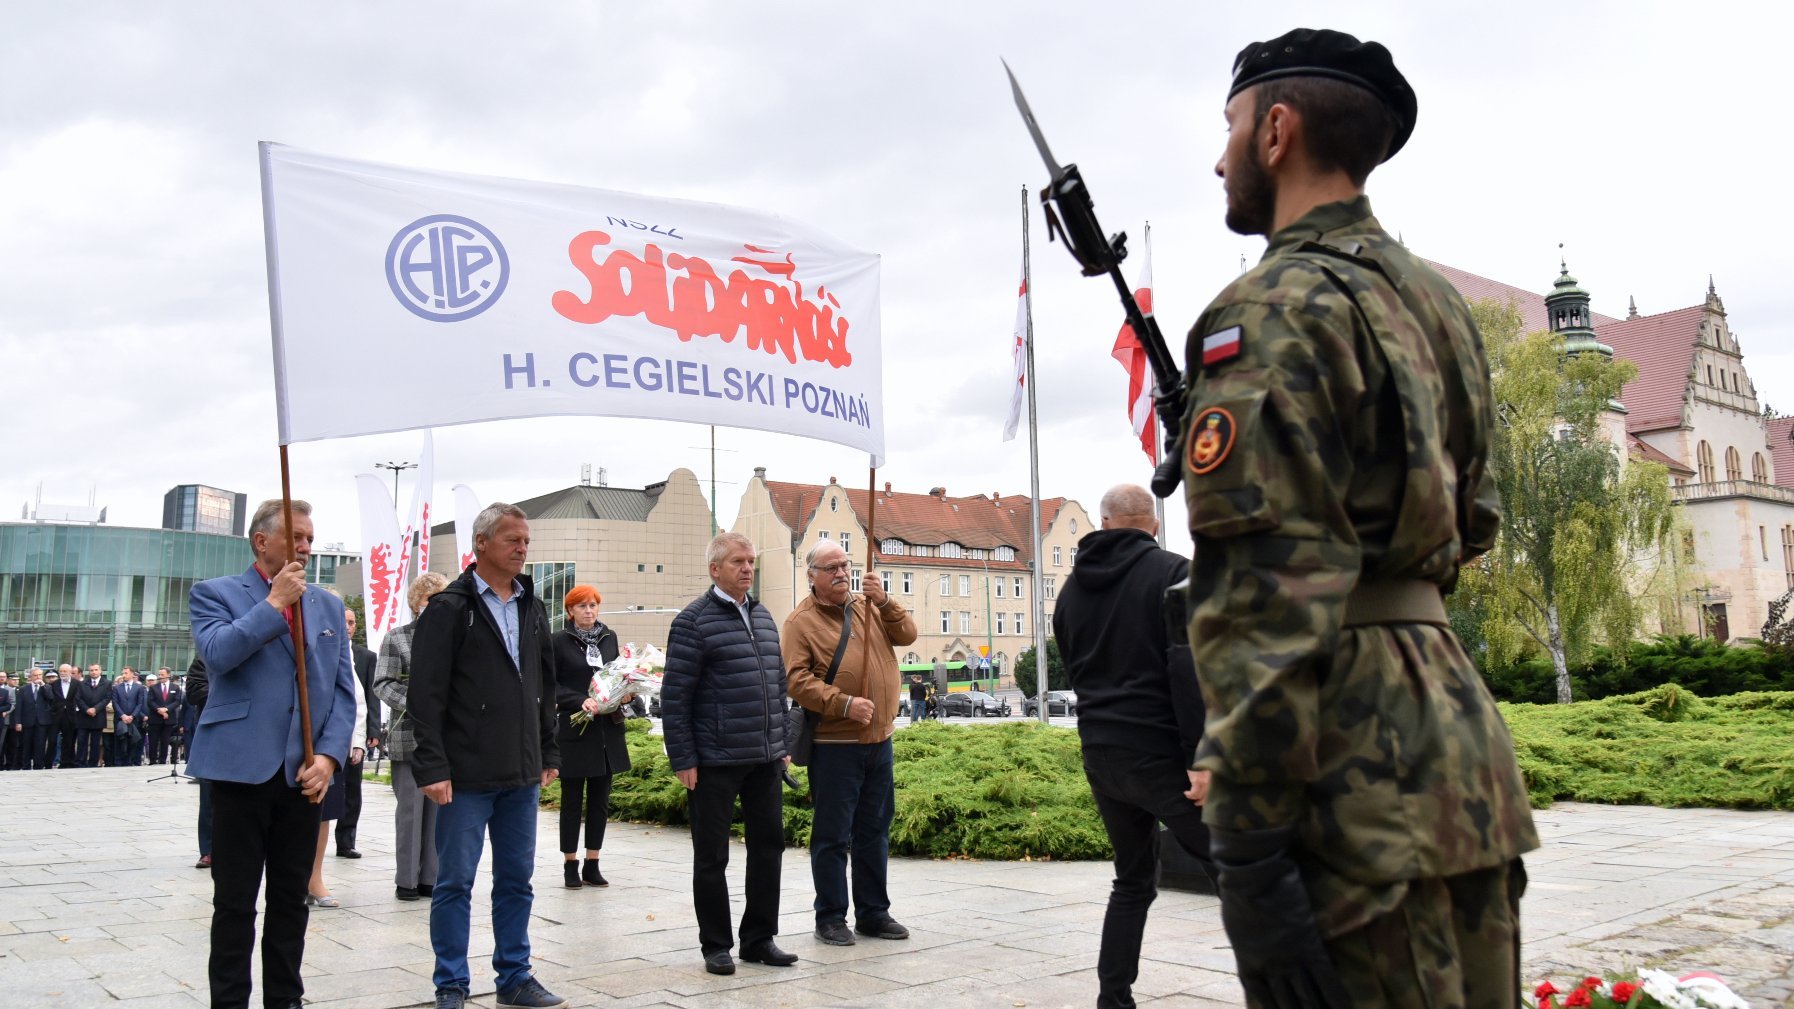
[6,2,1790,563]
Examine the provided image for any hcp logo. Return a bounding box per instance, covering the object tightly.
[385,214,509,322]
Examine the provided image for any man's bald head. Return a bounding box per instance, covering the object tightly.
[1099,484,1158,534]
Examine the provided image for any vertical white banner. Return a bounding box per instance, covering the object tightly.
[400,430,435,584]
[355,474,408,654]
[453,484,482,574]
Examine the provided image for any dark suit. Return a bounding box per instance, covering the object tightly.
[46,680,73,767]
[188,565,357,1009]
[14,681,56,769]
[111,679,147,766]
[69,676,110,767]
[335,644,378,854]
[144,682,184,764]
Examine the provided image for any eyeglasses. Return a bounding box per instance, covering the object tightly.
[810,561,852,575]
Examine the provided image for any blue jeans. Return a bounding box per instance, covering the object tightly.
[807,739,894,926]
[430,785,539,993]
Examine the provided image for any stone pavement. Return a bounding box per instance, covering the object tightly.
[2,768,1791,1009]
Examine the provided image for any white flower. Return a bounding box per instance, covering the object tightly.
[1677,973,1750,1009]
[1640,970,1699,1009]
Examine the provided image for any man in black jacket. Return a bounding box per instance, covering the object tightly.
[334,605,380,858]
[409,503,565,1009]
[69,664,111,767]
[662,531,797,977]
[1053,483,1216,1009]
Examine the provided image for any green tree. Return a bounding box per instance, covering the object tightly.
[1012,639,1069,698]
[1469,299,1679,702]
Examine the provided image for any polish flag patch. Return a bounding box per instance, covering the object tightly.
[1201,325,1242,367]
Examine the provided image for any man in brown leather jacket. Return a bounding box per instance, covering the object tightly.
[783,538,917,947]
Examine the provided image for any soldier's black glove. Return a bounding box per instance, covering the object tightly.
[1211,825,1352,1009]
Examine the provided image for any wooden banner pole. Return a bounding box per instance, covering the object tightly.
[279,444,319,801]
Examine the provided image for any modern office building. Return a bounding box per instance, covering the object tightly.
[0,521,253,673]
[162,484,248,537]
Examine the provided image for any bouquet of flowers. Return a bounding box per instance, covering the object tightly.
[570,643,667,731]
[1529,970,1751,1009]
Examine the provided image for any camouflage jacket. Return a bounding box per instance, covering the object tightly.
[1180,196,1537,935]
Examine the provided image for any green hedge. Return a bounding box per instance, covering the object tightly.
[538,692,1794,860]
[1481,635,1794,703]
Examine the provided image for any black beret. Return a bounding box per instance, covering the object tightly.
[1229,28,1416,161]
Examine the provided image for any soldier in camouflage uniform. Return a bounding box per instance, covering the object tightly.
[1178,29,1539,1009]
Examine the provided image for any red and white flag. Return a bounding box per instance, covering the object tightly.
[452,483,482,574]
[354,474,407,653]
[1003,261,1028,442]
[1110,228,1157,462]
[398,430,435,584]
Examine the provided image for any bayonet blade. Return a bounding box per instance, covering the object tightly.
[1002,59,1063,179]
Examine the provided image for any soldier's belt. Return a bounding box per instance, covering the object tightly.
[1342,578,1447,627]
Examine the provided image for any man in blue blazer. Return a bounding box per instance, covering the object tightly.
[110,667,147,766]
[187,498,356,1009]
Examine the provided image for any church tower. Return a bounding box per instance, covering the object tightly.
[1544,256,1612,358]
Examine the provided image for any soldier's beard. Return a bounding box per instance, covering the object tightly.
[1224,141,1276,237]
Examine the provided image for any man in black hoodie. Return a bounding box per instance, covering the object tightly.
[1054,483,1215,1009]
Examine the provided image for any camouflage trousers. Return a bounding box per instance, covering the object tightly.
[1250,860,1528,1009]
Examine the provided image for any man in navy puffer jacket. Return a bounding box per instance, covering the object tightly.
[662,532,797,976]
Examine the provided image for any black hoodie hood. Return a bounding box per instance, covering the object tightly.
[1070,528,1161,591]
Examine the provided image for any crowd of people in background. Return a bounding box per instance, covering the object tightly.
[0,661,199,770]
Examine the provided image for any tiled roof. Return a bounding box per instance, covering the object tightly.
[1423,259,1622,334]
[1768,417,1794,488]
[428,483,663,535]
[762,479,1066,569]
[1595,306,1704,433]
[1430,260,1701,436]
[1629,435,1694,477]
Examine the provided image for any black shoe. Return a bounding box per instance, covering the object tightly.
[739,940,797,966]
[417,884,433,897]
[396,885,421,901]
[563,861,582,889]
[703,950,735,975]
[582,857,608,887]
[433,986,468,1009]
[814,921,856,946]
[495,976,568,1009]
[336,848,362,859]
[855,917,910,940]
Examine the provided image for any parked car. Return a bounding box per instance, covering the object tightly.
[1023,690,1077,717]
[939,690,1011,718]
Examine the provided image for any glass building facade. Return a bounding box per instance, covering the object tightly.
[163,484,248,537]
[0,522,253,674]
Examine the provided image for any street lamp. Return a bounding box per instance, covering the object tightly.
[374,460,417,503]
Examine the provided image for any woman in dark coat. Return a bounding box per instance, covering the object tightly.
[552,585,631,889]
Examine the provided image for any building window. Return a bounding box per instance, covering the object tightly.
[851,568,863,592]
[1053,546,1062,566]
[959,575,971,596]
[994,578,1005,598]
[882,538,905,555]
[1783,527,1794,589]
[1697,441,1715,483]
[942,542,962,558]
[1014,577,1024,598]
[637,563,645,572]
[959,611,972,634]
[819,529,829,540]
[840,531,851,554]
[995,546,1015,561]
[1070,548,1078,564]
[1761,526,1769,561]
[1044,575,1057,600]
[996,612,1007,634]
[880,571,892,592]
[1707,364,1715,385]
[940,611,950,633]
[1753,453,1768,482]
[1015,612,1024,636]
[939,574,950,596]
[902,572,913,593]
[829,496,838,512]
[1725,446,1742,481]
[655,564,664,573]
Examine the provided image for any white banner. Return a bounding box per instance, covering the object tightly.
[355,474,408,654]
[399,430,435,583]
[453,483,481,575]
[260,143,885,463]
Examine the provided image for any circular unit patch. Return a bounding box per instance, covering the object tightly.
[1185,406,1237,476]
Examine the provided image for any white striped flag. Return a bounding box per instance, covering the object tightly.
[1110,228,1156,462]
[1002,260,1028,442]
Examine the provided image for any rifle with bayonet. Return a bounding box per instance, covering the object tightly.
[1003,60,1188,499]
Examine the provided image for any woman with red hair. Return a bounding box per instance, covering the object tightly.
[551,585,630,889]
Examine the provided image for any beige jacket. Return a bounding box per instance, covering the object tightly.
[783,591,917,744]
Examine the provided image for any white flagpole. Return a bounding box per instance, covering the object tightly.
[1023,186,1050,723]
